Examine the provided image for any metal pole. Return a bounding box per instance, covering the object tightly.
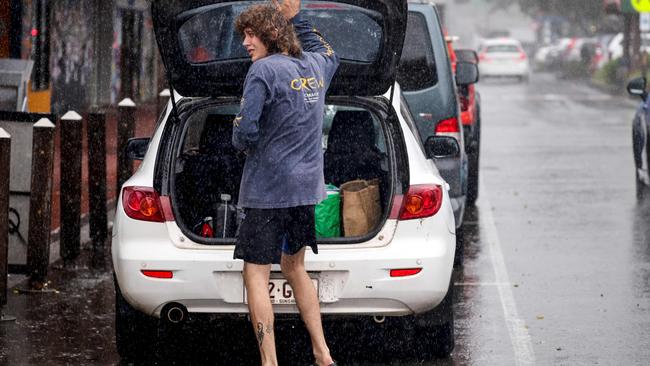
[116,98,136,201]
[120,9,136,101]
[59,111,82,264]
[0,128,16,322]
[87,110,107,265]
[26,119,55,289]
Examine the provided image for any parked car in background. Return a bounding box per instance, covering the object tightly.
[534,43,555,69]
[544,37,578,70]
[113,0,460,362]
[478,38,530,82]
[454,48,481,205]
[627,77,650,199]
[400,0,479,266]
[607,32,650,62]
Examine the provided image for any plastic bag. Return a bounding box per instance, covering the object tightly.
[315,184,341,238]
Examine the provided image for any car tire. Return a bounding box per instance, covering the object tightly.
[466,139,480,206]
[454,225,465,267]
[414,279,455,360]
[114,275,158,362]
[636,171,649,200]
[467,101,481,207]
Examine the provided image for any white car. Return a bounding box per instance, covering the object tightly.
[112,0,457,362]
[607,32,650,62]
[478,38,531,81]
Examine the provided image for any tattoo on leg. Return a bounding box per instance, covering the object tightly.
[257,322,265,346]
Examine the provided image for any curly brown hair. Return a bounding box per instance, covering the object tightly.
[235,4,302,58]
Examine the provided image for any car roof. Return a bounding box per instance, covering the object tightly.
[482,38,522,46]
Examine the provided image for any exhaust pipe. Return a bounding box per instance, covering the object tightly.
[373,315,386,324]
[163,303,188,324]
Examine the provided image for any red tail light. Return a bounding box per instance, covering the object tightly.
[435,117,461,141]
[399,185,443,220]
[141,270,174,279]
[435,117,460,134]
[390,268,422,277]
[122,187,167,222]
[479,52,489,62]
[518,52,527,61]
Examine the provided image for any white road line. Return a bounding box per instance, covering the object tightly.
[483,94,614,102]
[478,181,536,366]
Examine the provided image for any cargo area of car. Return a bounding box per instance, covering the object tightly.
[170,100,396,244]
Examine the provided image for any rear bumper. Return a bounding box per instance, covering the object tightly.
[480,62,529,77]
[112,219,455,319]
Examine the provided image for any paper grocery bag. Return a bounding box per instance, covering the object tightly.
[340,179,381,237]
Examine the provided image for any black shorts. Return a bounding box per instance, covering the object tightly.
[233,205,318,265]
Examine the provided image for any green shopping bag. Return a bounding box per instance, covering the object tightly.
[315,184,341,238]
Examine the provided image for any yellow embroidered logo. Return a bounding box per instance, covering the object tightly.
[290,77,325,91]
[632,0,650,12]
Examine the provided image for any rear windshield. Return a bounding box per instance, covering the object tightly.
[397,12,438,92]
[177,2,383,64]
[485,44,520,53]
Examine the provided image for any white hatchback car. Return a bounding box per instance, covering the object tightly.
[479,38,531,82]
[112,0,457,362]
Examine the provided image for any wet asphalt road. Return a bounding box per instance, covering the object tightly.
[1,72,650,365]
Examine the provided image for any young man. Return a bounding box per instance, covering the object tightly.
[232,1,340,365]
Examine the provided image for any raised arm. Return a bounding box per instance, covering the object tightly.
[273,0,338,58]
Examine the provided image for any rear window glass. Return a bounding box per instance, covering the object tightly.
[397,12,438,92]
[177,2,383,64]
[485,45,520,53]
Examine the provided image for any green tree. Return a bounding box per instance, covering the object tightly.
[488,0,604,34]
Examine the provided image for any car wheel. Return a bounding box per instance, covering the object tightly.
[114,275,158,362]
[454,225,465,267]
[636,171,649,200]
[414,279,455,359]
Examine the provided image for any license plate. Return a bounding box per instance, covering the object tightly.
[244,278,318,305]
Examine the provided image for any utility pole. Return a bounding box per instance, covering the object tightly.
[31,0,49,91]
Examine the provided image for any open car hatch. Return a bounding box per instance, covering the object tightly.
[152,0,407,97]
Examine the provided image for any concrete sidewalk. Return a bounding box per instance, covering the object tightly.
[1,243,121,365]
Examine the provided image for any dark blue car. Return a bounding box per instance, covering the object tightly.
[628,77,650,198]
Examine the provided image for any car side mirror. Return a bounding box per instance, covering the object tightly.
[456,61,479,85]
[455,49,479,64]
[627,77,647,100]
[126,137,150,161]
[425,136,460,159]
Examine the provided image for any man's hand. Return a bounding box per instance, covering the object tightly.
[272,0,300,20]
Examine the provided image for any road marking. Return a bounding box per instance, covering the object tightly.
[479,181,536,365]
[483,94,614,102]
